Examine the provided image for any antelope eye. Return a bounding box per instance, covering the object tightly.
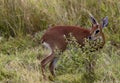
[95,30,100,34]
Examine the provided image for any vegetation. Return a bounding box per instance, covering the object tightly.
[0,0,120,83]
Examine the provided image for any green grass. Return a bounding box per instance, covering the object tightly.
[0,34,120,83]
[0,0,120,83]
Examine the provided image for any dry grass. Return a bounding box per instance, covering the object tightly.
[0,0,120,83]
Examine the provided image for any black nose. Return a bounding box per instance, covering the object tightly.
[88,36,92,40]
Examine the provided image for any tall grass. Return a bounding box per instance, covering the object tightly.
[0,0,120,83]
[0,0,120,41]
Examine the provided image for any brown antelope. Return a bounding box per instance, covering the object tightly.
[41,16,108,79]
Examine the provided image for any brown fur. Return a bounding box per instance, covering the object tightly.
[41,26,91,51]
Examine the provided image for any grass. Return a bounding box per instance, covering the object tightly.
[0,0,120,83]
[0,34,120,83]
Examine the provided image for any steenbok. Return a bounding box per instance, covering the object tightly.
[41,16,108,79]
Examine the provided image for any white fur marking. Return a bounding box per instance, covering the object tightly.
[92,36,103,41]
[43,42,52,55]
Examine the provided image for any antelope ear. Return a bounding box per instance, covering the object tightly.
[90,16,97,24]
[102,16,108,28]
